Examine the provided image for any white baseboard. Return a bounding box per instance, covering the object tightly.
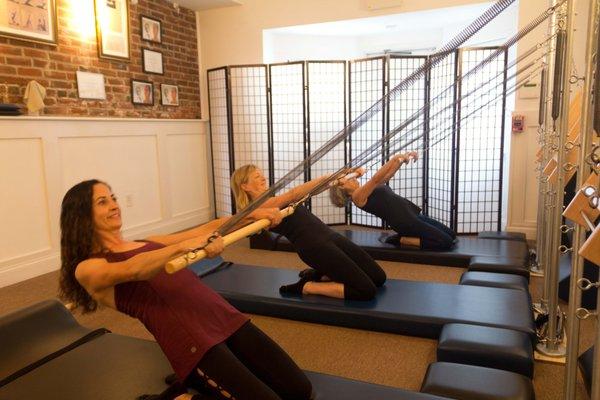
[0,208,214,289]
[0,253,61,289]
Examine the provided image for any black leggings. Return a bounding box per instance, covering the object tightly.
[185,322,312,400]
[396,214,455,250]
[298,233,387,300]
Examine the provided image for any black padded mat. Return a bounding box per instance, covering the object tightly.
[0,334,173,399]
[0,299,94,382]
[0,334,449,400]
[201,264,535,339]
[0,301,451,400]
[306,371,448,400]
[251,230,528,267]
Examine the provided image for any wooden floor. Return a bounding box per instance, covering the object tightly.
[0,238,595,399]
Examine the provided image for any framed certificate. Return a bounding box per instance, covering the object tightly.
[76,71,107,100]
[142,48,164,75]
[94,0,130,61]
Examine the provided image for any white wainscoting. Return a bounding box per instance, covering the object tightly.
[505,109,540,239]
[0,117,213,288]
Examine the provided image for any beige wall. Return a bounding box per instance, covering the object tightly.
[196,0,589,238]
[197,0,490,116]
[0,118,213,288]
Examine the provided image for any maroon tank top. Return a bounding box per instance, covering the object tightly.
[100,241,248,381]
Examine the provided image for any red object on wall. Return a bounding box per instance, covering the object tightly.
[512,114,525,133]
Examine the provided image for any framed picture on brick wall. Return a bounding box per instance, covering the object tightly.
[161,84,179,106]
[0,0,57,45]
[94,0,131,61]
[131,80,153,105]
[142,48,164,75]
[141,15,161,44]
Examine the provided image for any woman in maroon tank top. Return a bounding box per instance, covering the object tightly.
[58,179,312,400]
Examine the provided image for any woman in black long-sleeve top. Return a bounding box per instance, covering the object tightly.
[231,165,386,300]
[330,152,456,251]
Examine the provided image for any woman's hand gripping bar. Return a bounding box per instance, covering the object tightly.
[165,206,295,274]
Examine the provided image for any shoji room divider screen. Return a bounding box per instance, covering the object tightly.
[207,47,507,233]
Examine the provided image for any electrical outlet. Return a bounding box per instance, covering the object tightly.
[125,194,133,207]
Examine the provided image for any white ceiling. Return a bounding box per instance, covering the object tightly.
[268,2,495,36]
[167,0,242,11]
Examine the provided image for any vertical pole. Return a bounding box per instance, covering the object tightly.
[537,0,575,357]
[565,0,600,388]
[539,0,559,312]
[423,57,431,214]
[576,0,600,399]
[225,67,237,215]
[566,1,600,398]
[533,67,548,275]
[592,290,600,399]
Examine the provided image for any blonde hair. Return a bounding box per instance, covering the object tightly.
[329,185,349,208]
[231,164,259,211]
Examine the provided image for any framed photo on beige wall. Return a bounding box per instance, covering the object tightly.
[131,79,153,105]
[94,0,130,61]
[0,0,57,45]
[161,84,179,106]
[140,15,161,44]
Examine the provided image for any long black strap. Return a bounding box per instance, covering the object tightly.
[0,327,111,387]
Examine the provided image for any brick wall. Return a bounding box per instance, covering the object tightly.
[0,0,200,119]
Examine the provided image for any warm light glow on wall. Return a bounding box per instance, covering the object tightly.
[68,0,96,41]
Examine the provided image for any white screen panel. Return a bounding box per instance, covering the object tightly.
[308,61,346,224]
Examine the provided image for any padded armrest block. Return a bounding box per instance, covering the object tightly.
[201,264,536,339]
[0,299,93,381]
[437,323,534,378]
[460,271,529,292]
[0,333,173,399]
[469,256,530,280]
[578,346,594,396]
[421,362,535,400]
[478,231,527,242]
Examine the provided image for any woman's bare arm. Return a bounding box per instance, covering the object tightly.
[261,174,333,209]
[147,218,227,246]
[148,208,283,246]
[75,235,224,297]
[352,152,417,207]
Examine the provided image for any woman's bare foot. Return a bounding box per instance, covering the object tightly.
[399,236,421,248]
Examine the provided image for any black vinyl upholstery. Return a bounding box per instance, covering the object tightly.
[437,323,534,378]
[468,256,530,279]
[478,231,527,242]
[306,371,449,400]
[250,230,529,268]
[460,271,529,292]
[421,362,535,400]
[0,299,94,382]
[0,333,174,399]
[201,264,535,339]
[0,301,453,400]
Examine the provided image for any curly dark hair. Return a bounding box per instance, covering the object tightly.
[59,179,107,313]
